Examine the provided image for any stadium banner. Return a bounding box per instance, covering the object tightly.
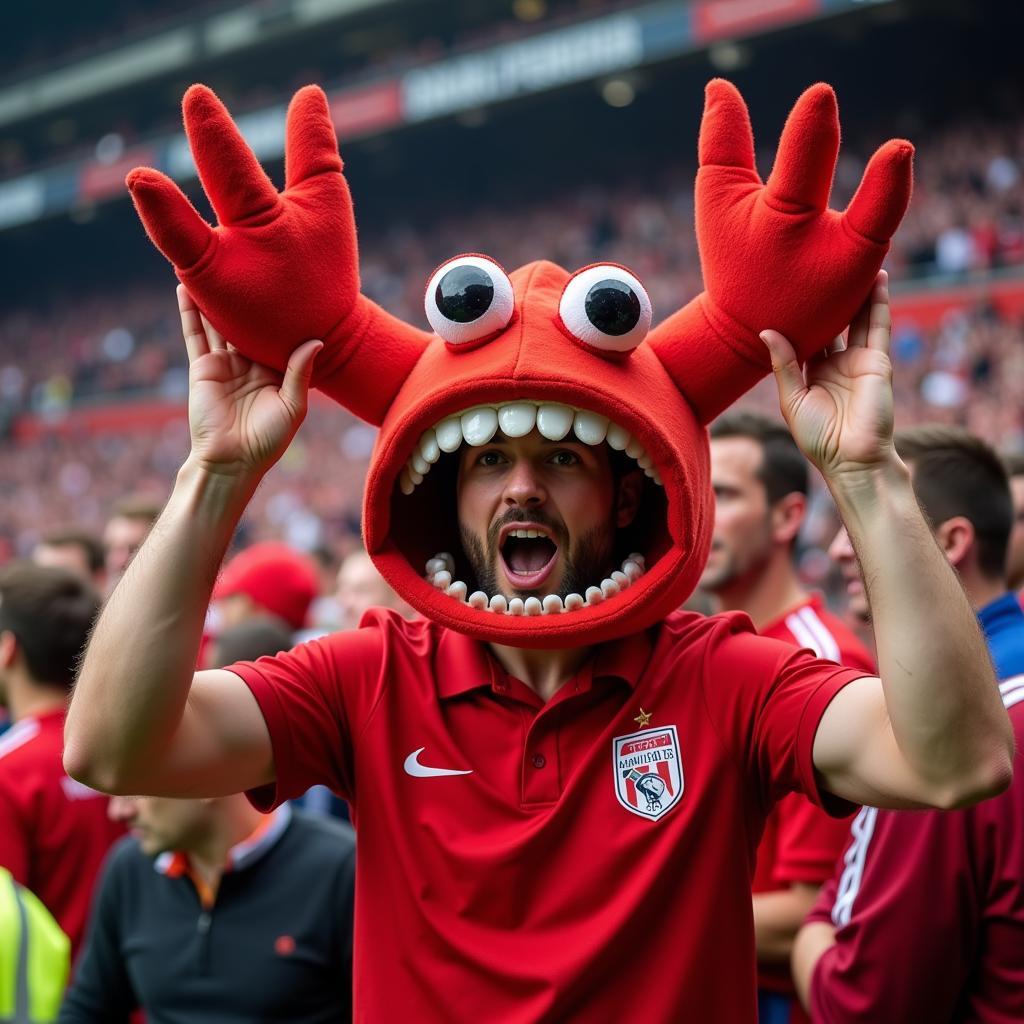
[0,0,893,232]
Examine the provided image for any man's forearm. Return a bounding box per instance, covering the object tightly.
[753,883,821,964]
[792,920,834,1011]
[829,456,1012,803]
[64,457,256,790]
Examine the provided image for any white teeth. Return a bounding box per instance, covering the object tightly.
[509,528,545,539]
[447,581,468,601]
[436,417,463,453]
[498,403,536,438]
[524,596,543,615]
[508,598,525,615]
[432,570,451,590]
[419,429,440,464]
[628,552,645,566]
[405,405,664,498]
[623,560,643,582]
[611,570,630,589]
[564,593,585,611]
[542,594,564,614]
[600,578,621,598]
[606,423,630,451]
[585,586,604,605]
[488,594,508,614]
[468,590,488,609]
[461,407,498,446]
[536,404,574,441]
[425,557,447,576]
[573,410,609,445]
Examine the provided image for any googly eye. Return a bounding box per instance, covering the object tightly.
[558,264,652,354]
[424,254,514,346]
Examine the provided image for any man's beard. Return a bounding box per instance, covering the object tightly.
[459,510,615,600]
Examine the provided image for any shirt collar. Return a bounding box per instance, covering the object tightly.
[434,625,653,699]
[154,803,292,877]
[978,592,1024,635]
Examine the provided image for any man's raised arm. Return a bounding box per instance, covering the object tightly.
[763,273,1013,811]
[63,287,322,797]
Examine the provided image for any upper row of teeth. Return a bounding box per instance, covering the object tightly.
[399,403,663,495]
[422,551,647,615]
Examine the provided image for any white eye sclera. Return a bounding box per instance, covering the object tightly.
[425,254,514,346]
[558,264,652,354]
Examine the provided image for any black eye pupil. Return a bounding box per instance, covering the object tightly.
[585,279,641,336]
[435,266,495,324]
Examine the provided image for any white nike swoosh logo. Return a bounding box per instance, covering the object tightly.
[403,748,473,778]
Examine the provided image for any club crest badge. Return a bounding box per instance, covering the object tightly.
[613,725,683,821]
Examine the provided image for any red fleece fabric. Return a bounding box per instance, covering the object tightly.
[647,79,913,425]
[124,80,913,648]
[126,84,431,425]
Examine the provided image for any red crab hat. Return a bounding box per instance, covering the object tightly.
[127,79,913,648]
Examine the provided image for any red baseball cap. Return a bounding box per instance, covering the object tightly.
[214,542,320,630]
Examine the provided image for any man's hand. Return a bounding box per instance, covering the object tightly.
[179,285,321,480]
[761,271,895,479]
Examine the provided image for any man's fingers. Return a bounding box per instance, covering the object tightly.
[199,312,227,352]
[760,330,806,406]
[127,168,213,269]
[177,285,210,362]
[698,79,756,172]
[183,84,280,226]
[284,86,343,190]
[865,271,892,353]
[765,83,840,212]
[844,139,914,243]
[280,340,323,413]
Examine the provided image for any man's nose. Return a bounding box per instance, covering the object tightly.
[108,795,138,823]
[828,525,854,561]
[502,460,546,508]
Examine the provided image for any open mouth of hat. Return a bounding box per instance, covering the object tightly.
[397,400,661,615]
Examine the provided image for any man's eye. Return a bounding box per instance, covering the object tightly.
[478,451,504,466]
[551,450,580,466]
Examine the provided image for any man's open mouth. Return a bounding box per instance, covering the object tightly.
[398,400,658,615]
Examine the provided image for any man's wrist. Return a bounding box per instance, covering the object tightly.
[176,454,261,523]
[822,453,913,522]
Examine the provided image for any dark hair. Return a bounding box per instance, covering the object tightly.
[709,411,808,503]
[896,425,1012,580]
[0,562,100,690]
[210,616,294,669]
[1002,452,1024,479]
[38,529,105,574]
[109,495,162,525]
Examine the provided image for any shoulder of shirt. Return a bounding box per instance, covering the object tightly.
[314,608,440,654]
[281,809,356,860]
[0,717,43,766]
[660,608,756,640]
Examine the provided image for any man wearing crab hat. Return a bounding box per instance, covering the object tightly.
[65,79,1013,1021]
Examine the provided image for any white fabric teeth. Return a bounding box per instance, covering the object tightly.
[423,552,646,615]
[399,402,663,495]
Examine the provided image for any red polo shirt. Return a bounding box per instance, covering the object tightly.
[754,596,875,999]
[0,708,125,958]
[232,608,868,1022]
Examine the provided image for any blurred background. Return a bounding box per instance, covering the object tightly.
[1,0,1022,597]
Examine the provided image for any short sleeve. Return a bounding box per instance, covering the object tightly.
[229,626,386,810]
[701,616,869,814]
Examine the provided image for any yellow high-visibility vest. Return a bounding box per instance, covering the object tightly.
[0,868,69,1024]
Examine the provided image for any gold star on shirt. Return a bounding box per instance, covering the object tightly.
[633,707,652,728]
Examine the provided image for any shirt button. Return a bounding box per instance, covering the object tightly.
[531,753,546,770]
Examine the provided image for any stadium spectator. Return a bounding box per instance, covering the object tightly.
[702,412,875,1024]
[59,615,356,1022]
[793,425,1024,1023]
[0,563,123,958]
[0,866,70,1024]
[335,548,413,630]
[1004,452,1024,593]
[32,528,106,590]
[102,495,160,593]
[59,799,356,1022]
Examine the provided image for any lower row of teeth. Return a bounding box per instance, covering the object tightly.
[422,552,646,614]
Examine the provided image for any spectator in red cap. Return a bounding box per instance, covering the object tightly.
[213,542,320,633]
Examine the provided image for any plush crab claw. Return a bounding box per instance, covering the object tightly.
[648,79,914,424]
[126,84,430,425]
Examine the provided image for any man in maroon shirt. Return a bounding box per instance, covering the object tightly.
[0,562,124,958]
[64,91,1013,1018]
[794,427,1024,1022]
[703,411,875,1024]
